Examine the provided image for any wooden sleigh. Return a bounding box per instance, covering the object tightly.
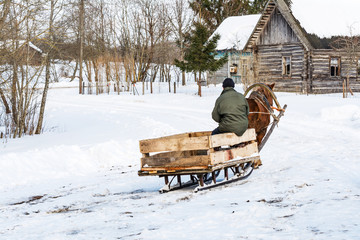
[138,83,287,193]
[138,128,260,193]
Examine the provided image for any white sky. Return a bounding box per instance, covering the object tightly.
[291,0,360,37]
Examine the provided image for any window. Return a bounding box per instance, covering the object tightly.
[241,59,247,77]
[282,56,291,76]
[330,57,340,76]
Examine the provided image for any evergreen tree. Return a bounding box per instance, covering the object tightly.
[175,22,227,97]
[189,0,267,33]
[189,0,293,34]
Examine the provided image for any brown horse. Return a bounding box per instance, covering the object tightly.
[246,83,275,166]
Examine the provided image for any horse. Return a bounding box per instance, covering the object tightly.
[246,83,275,167]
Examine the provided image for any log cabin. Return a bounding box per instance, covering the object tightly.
[210,0,360,94]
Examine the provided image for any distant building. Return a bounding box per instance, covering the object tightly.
[210,0,360,93]
[0,40,44,65]
[207,14,261,85]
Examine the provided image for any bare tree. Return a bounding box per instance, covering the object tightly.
[36,0,64,134]
[0,0,50,138]
[169,0,193,86]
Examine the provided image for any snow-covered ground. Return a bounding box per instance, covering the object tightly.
[0,82,359,239]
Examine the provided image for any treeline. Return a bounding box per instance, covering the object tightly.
[0,0,268,139]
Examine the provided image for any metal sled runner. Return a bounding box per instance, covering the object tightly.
[138,129,260,193]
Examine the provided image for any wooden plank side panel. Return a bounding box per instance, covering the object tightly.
[141,131,211,142]
[139,135,210,153]
[209,129,256,148]
[210,142,259,165]
[139,156,261,176]
[140,165,211,174]
[141,154,210,168]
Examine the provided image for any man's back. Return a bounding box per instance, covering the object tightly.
[212,87,249,136]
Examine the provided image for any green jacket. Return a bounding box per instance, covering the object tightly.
[212,87,249,136]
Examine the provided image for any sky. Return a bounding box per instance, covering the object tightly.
[291,0,360,37]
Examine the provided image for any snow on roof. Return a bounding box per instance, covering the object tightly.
[27,41,42,53]
[211,14,261,51]
[0,40,42,53]
[291,0,360,37]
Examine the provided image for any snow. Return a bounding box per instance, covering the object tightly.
[291,0,360,37]
[1,82,360,239]
[211,15,261,50]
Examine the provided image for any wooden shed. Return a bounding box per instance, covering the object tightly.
[243,0,360,93]
[0,40,44,66]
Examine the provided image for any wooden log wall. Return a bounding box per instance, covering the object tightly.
[207,63,229,85]
[255,43,305,92]
[258,8,299,45]
[254,7,306,92]
[310,49,360,93]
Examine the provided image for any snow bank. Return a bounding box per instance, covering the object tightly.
[321,105,360,127]
[0,140,138,190]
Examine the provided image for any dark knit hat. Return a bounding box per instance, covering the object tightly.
[222,78,235,88]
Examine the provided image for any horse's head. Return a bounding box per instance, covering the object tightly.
[249,83,275,106]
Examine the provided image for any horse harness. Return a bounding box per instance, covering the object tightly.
[248,91,279,120]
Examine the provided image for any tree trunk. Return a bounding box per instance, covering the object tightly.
[79,0,84,94]
[35,56,50,134]
[182,71,186,86]
[70,60,79,82]
[36,0,55,134]
[0,88,11,114]
[11,61,18,125]
[198,71,202,97]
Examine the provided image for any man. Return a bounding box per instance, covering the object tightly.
[212,78,249,136]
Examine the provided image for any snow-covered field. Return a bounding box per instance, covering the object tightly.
[0,82,359,239]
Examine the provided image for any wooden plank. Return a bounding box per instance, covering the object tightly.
[140,165,210,172]
[150,150,206,158]
[141,154,210,168]
[143,131,211,141]
[139,135,210,153]
[210,128,256,148]
[139,156,261,176]
[210,142,259,165]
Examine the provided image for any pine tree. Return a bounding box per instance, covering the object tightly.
[189,0,268,33]
[175,22,227,97]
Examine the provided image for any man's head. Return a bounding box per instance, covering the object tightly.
[222,78,235,88]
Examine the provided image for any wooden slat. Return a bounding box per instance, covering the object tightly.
[143,131,211,141]
[139,135,210,153]
[209,129,256,148]
[141,154,210,168]
[140,165,210,172]
[138,156,261,176]
[210,142,259,165]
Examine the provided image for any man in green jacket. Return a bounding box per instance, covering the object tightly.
[212,78,249,136]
